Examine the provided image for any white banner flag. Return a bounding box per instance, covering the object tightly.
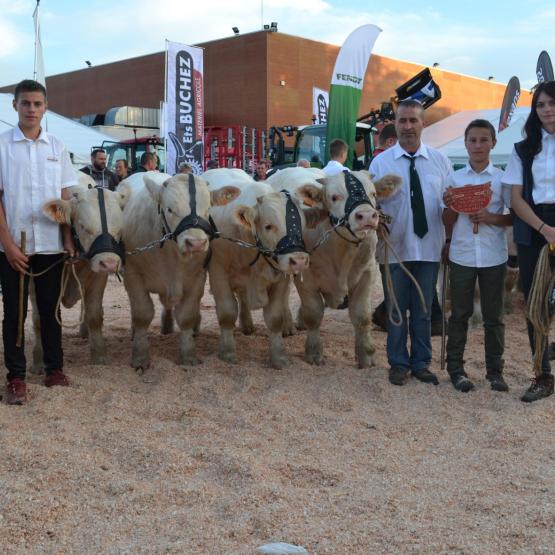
[165,41,204,175]
[312,87,328,124]
[32,2,46,86]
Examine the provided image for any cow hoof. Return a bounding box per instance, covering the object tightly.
[132,360,150,373]
[271,355,289,369]
[79,322,89,339]
[218,351,238,364]
[91,355,108,365]
[305,353,324,366]
[358,356,375,369]
[281,324,296,337]
[179,354,201,366]
[241,323,255,335]
[28,363,44,375]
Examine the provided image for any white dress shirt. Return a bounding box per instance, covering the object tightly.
[370,142,452,264]
[322,159,348,176]
[445,163,511,267]
[0,126,77,254]
[502,129,555,204]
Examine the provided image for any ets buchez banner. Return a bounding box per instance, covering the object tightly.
[498,76,520,133]
[312,87,329,124]
[165,41,204,175]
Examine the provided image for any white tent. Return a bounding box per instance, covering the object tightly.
[422,106,530,167]
[0,93,115,166]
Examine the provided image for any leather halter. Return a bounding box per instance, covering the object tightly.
[73,187,125,261]
[159,173,217,243]
[250,190,307,268]
[328,170,375,243]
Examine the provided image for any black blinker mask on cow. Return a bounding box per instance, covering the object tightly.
[73,187,125,261]
[251,190,307,268]
[329,170,375,241]
[160,173,217,242]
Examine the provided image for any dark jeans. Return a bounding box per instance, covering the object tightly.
[446,261,506,376]
[0,253,64,381]
[382,261,439,371]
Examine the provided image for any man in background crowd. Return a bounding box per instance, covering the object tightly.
[133,151,158,173]
[254,159,270,181]
[115,159,129,182]
[322,138,349,176]
[372,123,397,159]
[80,149,119,190]
[178,162,193,174]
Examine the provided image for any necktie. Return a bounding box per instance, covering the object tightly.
[404,154,428,238]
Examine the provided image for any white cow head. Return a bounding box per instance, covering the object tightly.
[44,177,130,273]
[315,170,402,239]
[234,190,319,274]
[145,173,240,256]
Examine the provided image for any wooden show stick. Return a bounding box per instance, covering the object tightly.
[16,231,26,348]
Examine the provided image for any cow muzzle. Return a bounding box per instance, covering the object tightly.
[278,251,310,274]
[350,205,379,236]
[90,253,122,274]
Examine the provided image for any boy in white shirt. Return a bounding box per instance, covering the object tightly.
[442,119,513,392]
[0,80,77,405]
[322,138,349,176]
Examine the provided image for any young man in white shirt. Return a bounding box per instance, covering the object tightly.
[322,138,349,176]
[443,119,513,393]
[0,79,77,405]
[370,100,452,387]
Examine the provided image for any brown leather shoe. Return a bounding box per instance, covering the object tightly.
[6,378,27,405]
[44,370,70,388]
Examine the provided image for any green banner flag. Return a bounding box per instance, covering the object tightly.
[326,24,381,168]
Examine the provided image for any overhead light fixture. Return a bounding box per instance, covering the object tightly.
[85,60,92,68]
[488,75,494,81]
[270,22,278,32]
[232,27,239,35]
[432,62,439,67]
[279,79,285,86]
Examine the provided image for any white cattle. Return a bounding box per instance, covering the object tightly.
[287,170,402,367]
[207,175,321,368]
[40,172,130,365]
[266,167,327,210]
[120,172,239,370]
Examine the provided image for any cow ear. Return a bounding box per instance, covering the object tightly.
[374,173,403,200]
[43,199,72,224]
[144,175,164,202]
[304,207,328,229]
[115,182,132,209]
[211,186,241,206]
[234,205,256,231]
[296,184,323,207]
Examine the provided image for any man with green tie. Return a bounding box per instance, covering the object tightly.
[369,99,452,387]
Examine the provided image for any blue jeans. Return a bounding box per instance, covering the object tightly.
[381,261,439,372]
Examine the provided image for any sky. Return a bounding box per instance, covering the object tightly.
[1,0,554,91]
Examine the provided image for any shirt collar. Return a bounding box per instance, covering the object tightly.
[541,128,555,140]
[393,142,429,160]
[12,125,49,144]
[463,161,494,176]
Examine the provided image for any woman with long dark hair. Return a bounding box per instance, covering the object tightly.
[503,80,555,402]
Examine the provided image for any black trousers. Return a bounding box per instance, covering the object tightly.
[516,204,555,376]
[0,253,64,381]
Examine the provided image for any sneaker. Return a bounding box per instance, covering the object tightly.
[411,368,439,385]
[450,372,475,392]
[44,370,70,388]
[389,366,410,386]
[486,371,509,392]
[521,374,554,403]
[6,378,27,405]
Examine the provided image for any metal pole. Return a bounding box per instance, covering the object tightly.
[33,1,40,82]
